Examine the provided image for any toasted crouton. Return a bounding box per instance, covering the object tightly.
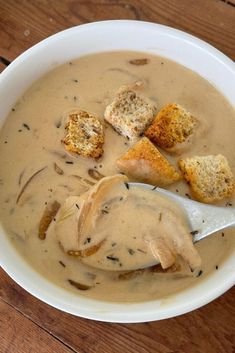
[179,155,235,203]
[104,86,156,140]
[145,103,198,153]
[62,110,104,158]
[117,137,181,186]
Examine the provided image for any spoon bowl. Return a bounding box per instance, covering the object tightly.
[84,181,235,272]
[120,182,235,271]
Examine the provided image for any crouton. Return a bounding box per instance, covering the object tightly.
[179,155,235,203]
[62,110,104,158]
[104,86,156,140]
[145,103,198,153]
[117,137,181,186]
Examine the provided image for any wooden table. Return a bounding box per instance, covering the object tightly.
[0,1,235,352]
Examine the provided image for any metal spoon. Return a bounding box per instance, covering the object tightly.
[132,182,235,243]
[82,182,235,272]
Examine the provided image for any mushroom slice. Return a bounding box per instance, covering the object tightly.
[146,208,201,270]
[77,174,128,244]
[38,200,60,240]
[55,174,128,257]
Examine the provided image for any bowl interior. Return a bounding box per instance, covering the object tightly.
[0,20,234,322]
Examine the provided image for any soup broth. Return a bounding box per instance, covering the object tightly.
[0,51,234,302]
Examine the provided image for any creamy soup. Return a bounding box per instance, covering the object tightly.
[0,51,234,303]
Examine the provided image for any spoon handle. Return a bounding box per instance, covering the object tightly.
[130,183,235,243]
[153,187,235,242]
[189,204,235,242]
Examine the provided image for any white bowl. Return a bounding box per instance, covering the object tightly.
[0,20,234,323]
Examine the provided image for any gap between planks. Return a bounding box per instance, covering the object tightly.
[220,0,235,7]
[0,56,11,73]
[0,296,78,353]
[0,56,11,66]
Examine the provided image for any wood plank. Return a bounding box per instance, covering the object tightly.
[0,0,234,61]
[0,63,7,73]
[0,269,234,353]
[137,0,235,60]
[0,298,73,353]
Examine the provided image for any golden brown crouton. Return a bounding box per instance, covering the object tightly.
[62,110,104,158]
[104,86,156,140]
[179,155,235,203]
[117,137,181,186]
[145,103,197,153]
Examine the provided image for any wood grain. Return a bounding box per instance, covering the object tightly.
[0,299,73,353]
[0,1,235,352]
[0,270,234,353]
[0,0,234,61]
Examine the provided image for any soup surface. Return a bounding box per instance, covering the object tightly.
[0,51,234,302]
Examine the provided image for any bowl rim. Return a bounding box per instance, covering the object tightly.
[0,19,235,323]
[1,19,235,74]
